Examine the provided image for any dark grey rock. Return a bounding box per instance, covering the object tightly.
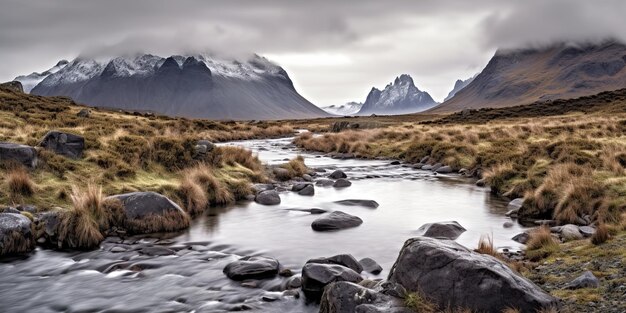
[141,246,176,256]
[333,179,352,188]
[388,237,560,313]
[223,256,279,281]
[334,199,379,209]
[302,174,313,182]
[39,130,85,159]
[298,184,315,196]
[292,183,311,192]
[0,142,37,168]
[359,257,383,275]
[288,208,327,214]
[319,281,412,313]
[415,221,466,240]
[255,190,281,205]
[301,263,363,301]
[565,271,600,289]
[579,226,596,237]
[476,178,486,187]
[503,222,514,228]
[307,254,363,273]
[311,211,363,231]
[106,191,189,234]
[0,213,35,256]
[435,166,453,173]
[512,232,530,244]
[329,170,347,179]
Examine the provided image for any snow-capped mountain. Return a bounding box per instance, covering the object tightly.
[14,60,69,93]
[21,54,328,120]
[357,74,437,115]
[444,75,476,101]
[321,102,363,115]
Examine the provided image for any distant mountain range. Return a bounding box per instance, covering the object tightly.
[15,54,328,120]
[356,74,437,115]
[432,41,626,112]
[321,101,363,115]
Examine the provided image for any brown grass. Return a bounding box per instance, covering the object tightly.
[6,166,35,199]
[57,207,104,249]
[525,226,560,261]
[591,223,609,245]
[121,208,190,234]
[475,234,498,257]
[177,163,237,215]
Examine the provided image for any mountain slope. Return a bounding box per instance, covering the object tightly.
[431,41,626,113]
[23,54,328,120]
[322,102,363,115]
[357,74,437,115]
[14,60,68,93]
[444,76,475,101]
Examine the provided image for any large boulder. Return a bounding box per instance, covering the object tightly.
[388,237,560,312]
[319,281,412,313]
[39,131,85,159]
[307,254,363,273]
[334,199,379,209]
[255,190,281,205]
[106,192,190,234]
[312,211,363,231]
[415,221,466,240]
[223,256,280,281]
[329,170,347,179]
[302,263,363,301]
[0,213,35,256]
[0,142,37,168]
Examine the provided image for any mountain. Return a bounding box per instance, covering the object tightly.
[444,76,475,101]
[321,101,363,115]
[431,41,626,113]
[20,54,328,120]
[14,60,69,93]
[357,74,437,115]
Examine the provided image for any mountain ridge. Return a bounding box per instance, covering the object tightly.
[357,74,437,115]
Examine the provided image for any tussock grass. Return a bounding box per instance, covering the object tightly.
[279,155,308,177]
[405,291,437,313]
[475,234,498,257]
[7,166,35,199]
[591,223,609,245]
[525,226,560,261]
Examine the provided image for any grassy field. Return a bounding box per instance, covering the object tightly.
[295,89,626,226]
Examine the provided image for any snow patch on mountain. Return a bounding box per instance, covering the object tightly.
[14,60,69,93]
[357,74,437,115]
[322,102,363,115]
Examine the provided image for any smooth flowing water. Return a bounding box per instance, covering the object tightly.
[0,136,527,313]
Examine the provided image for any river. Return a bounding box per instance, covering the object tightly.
[0,135,527,313]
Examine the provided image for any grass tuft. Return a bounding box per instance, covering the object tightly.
[525,226,560,261]
[7,166,35,199]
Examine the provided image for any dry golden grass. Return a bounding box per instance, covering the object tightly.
[6,166,35,200]
[591,223,609,245]
[475,234,498,257]
[525,226,560,261]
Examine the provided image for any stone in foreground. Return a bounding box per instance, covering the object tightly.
[319,281,412,313]
[307,254,363,273]
[223,256,280,281]
[388,237,560,312]
[0,142,37,168]
[255,190,281,205]
[301,262,363,301]
[106,191,190,234]
[39,130,85,159]
[311,211,363,231]
[332,179,352,188]
[0,213,35,256]
[415,221,466,240]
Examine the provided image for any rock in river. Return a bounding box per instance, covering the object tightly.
[316,179,335,187]
[0,142,37,168]
[559,224,583,241]
[302,263,363,301]
[415,221,466,240]
[319,281,411,313]
[223,256,280,281]
[255,190,281,205]
[298,184,315,196]
[329,170,347,179]
[307,254,363,273]
[359,257,383,275]
[0,213,35,256]
[39,130,85,159]
[106,191,190,234]
[388,237,560,312]
[334,199,379,209]
[311,211,363,231]
[332,179,352,188]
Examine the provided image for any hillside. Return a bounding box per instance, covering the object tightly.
[431,41,626,112]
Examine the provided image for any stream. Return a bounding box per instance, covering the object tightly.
[0,135,527,313]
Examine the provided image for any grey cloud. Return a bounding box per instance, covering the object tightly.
[0,0,623,105]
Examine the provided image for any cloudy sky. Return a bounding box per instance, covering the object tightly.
[1,0,625,106]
